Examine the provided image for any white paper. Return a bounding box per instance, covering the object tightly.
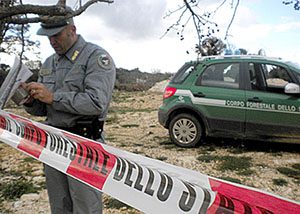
[0,55,33,108]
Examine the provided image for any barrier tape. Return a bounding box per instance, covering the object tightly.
[0,110,299,214]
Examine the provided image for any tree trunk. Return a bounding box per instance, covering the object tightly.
[0,0,14,47]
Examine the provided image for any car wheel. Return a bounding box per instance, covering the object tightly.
[169,113,202,147]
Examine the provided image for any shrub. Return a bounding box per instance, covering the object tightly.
[291,163,300,171]
[0,179,38,200]
[219,176,242,184]
[217,156,252,172]
[156,156,168,161]
[105,198,131,209]
[197,155,218,163]
[272,178,288,186]
[277,167,300,179]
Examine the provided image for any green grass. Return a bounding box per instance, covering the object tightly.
[121,124,139,128]
[219,176,242,184]
[291,163,300,171]
[294,179,300,184]
[109,106,155,114]
[237,169,255,176]
[22,157,38,163]
[156,156,168,161]
[117,143,127,147]
[106,113,119,124]
[158,140,177,149]
[163,144,177,149]
[198,146,216,154]
[0,168,22,177]
[104,136,116,141]
[105,198,131,209]
[153,136,169,142]
[0,179,39,200]
[133,143,144,147]
[228,147,246,154]
[217,156,252,172]
[197,155,219,163]
[277,167,300,179]
[0,201,11,214]
[272,178,288,186]
[196,154,255,175]
[158,139,172,145]
[132,150,143,155]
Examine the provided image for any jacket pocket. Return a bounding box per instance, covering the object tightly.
[41,76,55,91]
[64,66,85,91]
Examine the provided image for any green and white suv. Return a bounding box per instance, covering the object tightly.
[158,55,300,147]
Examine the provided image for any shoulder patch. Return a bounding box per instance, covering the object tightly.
[97,54,112,70]
[39,68,52,76]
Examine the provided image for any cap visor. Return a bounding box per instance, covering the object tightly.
[37,26,65,36]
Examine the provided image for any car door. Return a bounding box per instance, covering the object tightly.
[190,62,246,136]
[245,61,300,142]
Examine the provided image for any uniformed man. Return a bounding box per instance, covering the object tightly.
[22,9,116,214]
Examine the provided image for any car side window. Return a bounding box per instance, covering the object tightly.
[196,63,240,89]
[295,71,300,83]
[249,63,293,93]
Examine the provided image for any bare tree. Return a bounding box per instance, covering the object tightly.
[283,0,300,10]
[162,0,240,56]
[0,0,114,25]
[0,0,114,54]
[0,0,38,65]
[163,0,298,56]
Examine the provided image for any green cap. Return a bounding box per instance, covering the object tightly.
[37,7,74,37]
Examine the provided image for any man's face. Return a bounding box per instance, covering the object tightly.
[48,25,75,55]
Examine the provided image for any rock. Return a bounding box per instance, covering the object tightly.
[20,193,40,201]
[32,176,45,183]
[148,80,169,93]
[31,169,44,176]
[13,201,22,208]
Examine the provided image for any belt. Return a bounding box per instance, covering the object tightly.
[54,120,104,140]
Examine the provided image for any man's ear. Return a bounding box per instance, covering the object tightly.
[71,25,77,34]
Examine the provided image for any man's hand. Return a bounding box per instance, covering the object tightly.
[22,82,54,105]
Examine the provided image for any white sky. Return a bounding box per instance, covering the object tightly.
[24,0,300,73]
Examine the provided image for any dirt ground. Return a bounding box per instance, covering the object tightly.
[0,90,299,213]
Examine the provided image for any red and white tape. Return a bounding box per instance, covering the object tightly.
[0,110,299,214]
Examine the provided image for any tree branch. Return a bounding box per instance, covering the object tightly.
[224,0,240,40]
[0,0,114,24]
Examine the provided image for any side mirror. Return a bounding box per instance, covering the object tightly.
[284,83,300,94]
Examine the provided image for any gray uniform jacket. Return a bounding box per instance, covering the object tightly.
[25,35,116,127]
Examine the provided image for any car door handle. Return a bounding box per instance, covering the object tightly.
[193,92,206,98]
[247,97,262,102]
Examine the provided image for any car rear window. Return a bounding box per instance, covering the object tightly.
[170,63,195,84]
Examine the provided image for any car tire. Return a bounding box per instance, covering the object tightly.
[169,113,202,147]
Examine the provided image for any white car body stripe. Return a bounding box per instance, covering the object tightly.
[175,89,300,114]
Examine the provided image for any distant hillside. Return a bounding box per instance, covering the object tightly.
[115,68,172,91]
[0,63,172,92]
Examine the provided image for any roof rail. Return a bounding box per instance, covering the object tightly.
[198,54,282,61]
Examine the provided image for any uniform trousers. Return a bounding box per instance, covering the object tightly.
[44,126,104,214]
[44,165,103,214]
